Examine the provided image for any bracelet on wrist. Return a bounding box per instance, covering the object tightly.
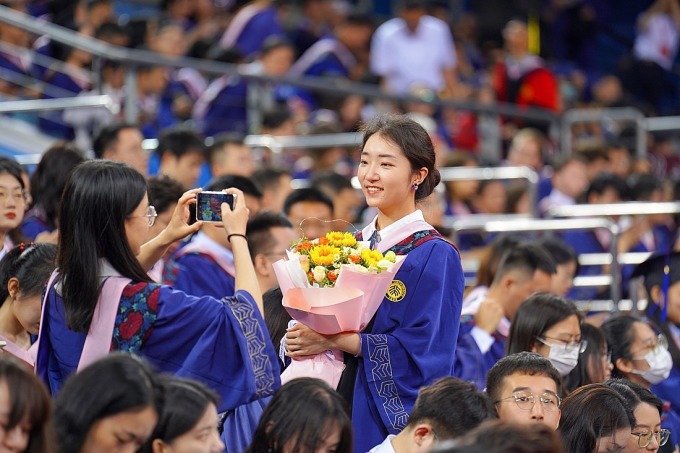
[227,233,248,242]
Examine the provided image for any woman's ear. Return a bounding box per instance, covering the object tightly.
[650,285,662,304]
[414,167,429,186]
[152,439,168,453]
[7,277,19,300]
[615,357,634,375]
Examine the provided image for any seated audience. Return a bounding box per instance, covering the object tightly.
[563,323,613,393]
[54,353,162,453]
[0,356,52,453]
[486,352,562,430]
[0,243,56,365]
[507,293,583,378]
[559,383,634,453]
[456,244,555,389]
[245,378,352,453]
[369,377,496,453]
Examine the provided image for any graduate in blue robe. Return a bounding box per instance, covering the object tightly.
[219,3,284,60]
[454,316,507,390]
[34,161,280,451]
[163,231,236,299]
[284,115,464,453]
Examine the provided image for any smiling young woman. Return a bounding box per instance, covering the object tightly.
[284,114,464,452]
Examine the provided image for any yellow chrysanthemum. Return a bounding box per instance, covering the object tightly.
[361,249,384,268]
[326,231,357,247]
[309,245,340,267]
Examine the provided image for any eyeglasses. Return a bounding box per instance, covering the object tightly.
[631,333,668,360]
[494,391,561,412]
[0,189,26,204]
[537,336,588,354]
[631,429,670,448]
[128,205,157,226]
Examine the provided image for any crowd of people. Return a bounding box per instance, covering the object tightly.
[0,0,679,453]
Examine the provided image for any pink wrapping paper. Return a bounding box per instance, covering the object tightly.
[273,255,406,389]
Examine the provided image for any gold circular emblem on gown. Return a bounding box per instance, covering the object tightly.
[386,280,406,302]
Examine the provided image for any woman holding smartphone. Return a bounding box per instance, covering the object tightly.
[35,160,280,415]
[284,114,464,452]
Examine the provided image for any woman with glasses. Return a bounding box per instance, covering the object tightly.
[0,157,29,261]
[507,293,584,379]
[602,315,676,451]
[606,378,670,452]
[559,383,634,453]
[564,323,614,393]
[35,161,280,417]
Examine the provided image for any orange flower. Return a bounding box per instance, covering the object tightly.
[348,255,361,263]
[318,237,330,245]
[328,271,338,281]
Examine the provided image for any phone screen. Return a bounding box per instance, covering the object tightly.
[196,192,236,222]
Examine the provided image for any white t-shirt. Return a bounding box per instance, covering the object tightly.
[370,15,456,94]
[368,435,397,453]
[634,13,680,70]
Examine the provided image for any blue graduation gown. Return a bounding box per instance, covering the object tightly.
[652,366,680,451]
[352,231,464,452]
[200,78,248,138]
[164,253,236,299]
[453,318,506,390]
[36,282,280,413]
[232,7,284,59]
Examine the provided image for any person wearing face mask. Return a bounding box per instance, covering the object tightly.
[602,315,677,451]
[506,293,584,384]
[631,251,680,452]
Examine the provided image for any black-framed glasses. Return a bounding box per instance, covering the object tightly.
[537,336,588,354]
[631,429,670,448]
[631,333,668,360]
[494,391,561,412]
[129,205,157,227]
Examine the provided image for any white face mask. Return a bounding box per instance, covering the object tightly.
[632,349,673,384]
[543,342,580,376]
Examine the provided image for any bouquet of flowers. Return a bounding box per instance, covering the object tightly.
[273,231,406,388]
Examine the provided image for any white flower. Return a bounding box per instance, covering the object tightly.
[377,259,392,270]
[384,251,397,262]
[312,266,326,283]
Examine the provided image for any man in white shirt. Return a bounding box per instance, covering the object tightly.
[369,377,495,453]
[370,0,457,97]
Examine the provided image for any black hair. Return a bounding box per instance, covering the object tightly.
[605,378,664,417]
[246,211,293,260]
[486,352,562,404]
[92,123,138,159]
[29,142,86,230]
[147,175,184,215]
[139,376,219,453]
[261,106,293,130]
[406,377,496,440]
[474,235,522,288]
[507,293,581,355]
[252,166,292,192]
[491,243,556,286]
[0,243,57,305]
[54,353,162,453]
[339,12,375,29]
[260,36,293,55]
[155,127,206,159]
[58,160,152,333]
[311,171,354,194]
[584,172,630,202]
[205,175,262,198]
[550,152,588,173]
[601,315,644,379]
[208,132,247,166]
[0,356,53,453]
[262,287,292,370]
[563,323,609,393]
[628,174,663,201]
[0,156,25,190]
[536,237,578,267]
[360,114,440,202]
[559,384,634,453]
[94,21,126,41]
[245,378,352,453]
[434,420,564,453]
[283,188,334,217]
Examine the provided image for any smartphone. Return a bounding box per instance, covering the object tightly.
[196,191,236,223]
